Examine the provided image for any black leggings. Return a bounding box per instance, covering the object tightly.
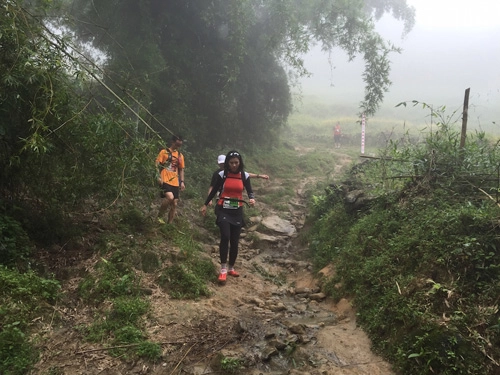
[218,220,242,266]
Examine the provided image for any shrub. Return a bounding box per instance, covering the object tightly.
[120,207,147,233]
[0,323,38,375]
[0,215,32,266]
[78,258,141,304]
[158,260,214,299]
[82,295,160,361]
[309,115,500,374]
[0,267,60,375]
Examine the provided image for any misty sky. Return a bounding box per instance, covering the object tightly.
[298,0,500,125]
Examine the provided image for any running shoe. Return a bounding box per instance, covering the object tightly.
[218,269,227,283]
[228,269,240,277]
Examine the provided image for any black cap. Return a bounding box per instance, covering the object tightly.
[171,135,183,142]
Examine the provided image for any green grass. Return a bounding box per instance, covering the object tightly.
[0,215,32,267]
[77,252,161,360]
[76,211,214,360]
[158,259,215,299]
[0,323,39,375]
[220,356,243,374]
[78,256,141,304]
[0,266,61,375]
[81,296,161,360]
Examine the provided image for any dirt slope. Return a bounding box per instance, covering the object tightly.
[30,148,394,375]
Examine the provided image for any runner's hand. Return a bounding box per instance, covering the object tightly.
[249,199,255,207]
[201,205,207,216]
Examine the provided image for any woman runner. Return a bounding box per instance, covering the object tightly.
[201,150,255,283]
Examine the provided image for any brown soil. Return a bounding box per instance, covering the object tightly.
[30,148,394,375]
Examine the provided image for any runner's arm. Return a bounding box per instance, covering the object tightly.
[204,175,223,206]
[243,174,255,201]
[248,172,269,180]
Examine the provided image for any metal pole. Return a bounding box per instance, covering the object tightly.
[361,113,366,154]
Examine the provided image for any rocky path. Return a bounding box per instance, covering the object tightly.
[30,149,394,375]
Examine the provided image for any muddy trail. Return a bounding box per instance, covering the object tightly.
[31,149,394,375]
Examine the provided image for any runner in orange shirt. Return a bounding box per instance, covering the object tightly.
[155,135,185,224]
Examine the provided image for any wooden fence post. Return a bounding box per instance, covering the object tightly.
[460,88,470,150]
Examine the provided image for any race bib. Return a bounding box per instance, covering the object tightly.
[222,198,239,209]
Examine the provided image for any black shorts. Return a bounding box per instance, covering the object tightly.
[216,206,245,227]
[160,183,180,199]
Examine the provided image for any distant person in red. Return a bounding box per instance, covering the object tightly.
[334,123,342,149]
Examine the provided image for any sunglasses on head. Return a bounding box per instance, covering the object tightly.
[228,152,240,157]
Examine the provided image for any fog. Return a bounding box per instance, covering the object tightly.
[297,0,500,129]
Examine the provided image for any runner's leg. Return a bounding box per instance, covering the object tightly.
[158,192,173,219]
[228,224,241,267]
[218,220,231,265]
[168,198,178,223]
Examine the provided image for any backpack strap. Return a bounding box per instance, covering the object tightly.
[158,149,182,183]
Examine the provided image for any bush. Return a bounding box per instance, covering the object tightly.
[0,266,61,322]
[0,323,38,375]
[158,259,215,299]
[83,296,160,360]
[0,267,61,375]
[0,215,32,266]
[309,118,500,374]
[78,257,141,304]
[120,207,147,233]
